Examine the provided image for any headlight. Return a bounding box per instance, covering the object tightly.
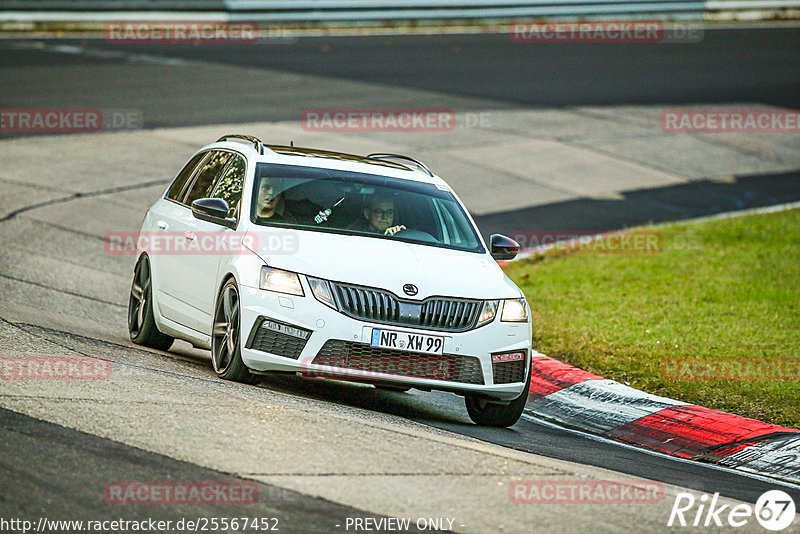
[259,266,304,296]
[308,276,337,309]
[501,298,528,322]
[477,300,499,326]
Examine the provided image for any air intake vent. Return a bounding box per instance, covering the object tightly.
[312,340,484,385]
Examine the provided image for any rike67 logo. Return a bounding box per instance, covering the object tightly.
[668,490,796,531]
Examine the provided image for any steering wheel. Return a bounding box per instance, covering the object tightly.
[393,228,437,243]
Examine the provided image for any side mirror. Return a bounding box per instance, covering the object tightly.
[191,198,236,229]
[490,234,520,261]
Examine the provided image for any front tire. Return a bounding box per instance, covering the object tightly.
[128,255,174,351]
[211,278,258,384]
[465,359,531,427]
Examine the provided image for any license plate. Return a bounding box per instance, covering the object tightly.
[370,328,444,355]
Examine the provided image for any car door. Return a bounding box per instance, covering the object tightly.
[179,152,247,334]
[148,150,210,328]
[155,150,234,333]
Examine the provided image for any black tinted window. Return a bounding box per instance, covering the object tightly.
[166,152,207,202]
[210,155,246,219]
[250,163,484,253]
[184,151,234,206]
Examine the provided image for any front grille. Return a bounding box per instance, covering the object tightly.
[332,283,400,322]
[419,299,481,330]
[330,282,481,332]
[493,359,526,384]
[246,318,310,360]
[312,340,484,385]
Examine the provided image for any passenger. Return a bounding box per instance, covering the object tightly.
[350,195,406,236]
[256,178,296,222]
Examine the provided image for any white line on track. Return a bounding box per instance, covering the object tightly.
[512,200,800,261]
[9,40,201,66]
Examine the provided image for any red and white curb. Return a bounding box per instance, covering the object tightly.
[524,352,800,485]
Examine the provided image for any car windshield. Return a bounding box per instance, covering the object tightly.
[251,163,484,253]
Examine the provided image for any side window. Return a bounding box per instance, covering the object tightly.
[166,152,207,202]
[183,151,234,206]
[210,155,246,219]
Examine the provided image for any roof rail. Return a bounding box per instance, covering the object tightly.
[367,153,434,177]
[216,134,264,155]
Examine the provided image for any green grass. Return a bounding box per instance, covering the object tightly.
[503,208,800,428]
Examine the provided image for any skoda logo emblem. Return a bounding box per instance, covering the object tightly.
[402,283,418,296]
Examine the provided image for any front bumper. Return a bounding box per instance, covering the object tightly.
[238,284,531,402]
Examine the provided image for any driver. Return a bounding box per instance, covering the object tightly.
[350,195,406,236]
[256,178,296,222]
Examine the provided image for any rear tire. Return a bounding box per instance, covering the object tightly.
[128,255,174,351]
[465,359,531,427]
[211,278,258,384]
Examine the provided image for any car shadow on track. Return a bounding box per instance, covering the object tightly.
[474,170,800,240]
[168,342,529,433]
[256,372,476,425]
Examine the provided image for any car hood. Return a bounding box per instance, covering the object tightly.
[245,226,521,300]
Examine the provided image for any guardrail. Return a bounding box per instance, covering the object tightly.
[232,0,800,20]
[0,0,798,22]
[227,1,711,19]
[0,0,225,9]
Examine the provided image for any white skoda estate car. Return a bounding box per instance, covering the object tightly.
[128,135,531,426]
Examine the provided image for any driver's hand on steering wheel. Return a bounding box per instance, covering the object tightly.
[384,225,406,236]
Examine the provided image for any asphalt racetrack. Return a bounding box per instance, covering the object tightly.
[1,25,800,532]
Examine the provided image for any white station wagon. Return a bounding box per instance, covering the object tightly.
[128,135,531,426]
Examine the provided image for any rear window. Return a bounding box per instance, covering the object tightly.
[165,152,207,202]
[183,151,234,206]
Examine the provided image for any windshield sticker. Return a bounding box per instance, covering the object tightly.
[314,209,332,224]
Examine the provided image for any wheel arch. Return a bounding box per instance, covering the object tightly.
[217,271,238,298]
